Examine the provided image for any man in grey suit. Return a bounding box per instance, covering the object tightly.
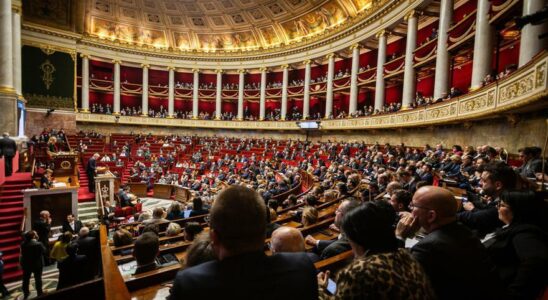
[169,186,318,299]
[0,132,17,176]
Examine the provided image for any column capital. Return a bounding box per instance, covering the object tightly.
[376,29,387,38]
[237,69,246,74]
[80,53,90,59]
[281,64,289,69]
[349,43,361,50]
[167,66,176,71]
[303,60,312,65]
[112,59,122,65]
[192,68,200,73]
[325,53,335,59]
[140,63,150,68]
[259,67,268,72]
[404,10,417,21]
[12,1,22,14]
[215,69,224,74]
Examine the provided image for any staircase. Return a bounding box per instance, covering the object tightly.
[78,201,99,225]
[0,173,32,282]
[77,163,95,202]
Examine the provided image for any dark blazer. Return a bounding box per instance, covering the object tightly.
[168,251,318,300]
[32,219,51,248]
[76,236,98,262]
[86,158,97,177]
[20,240,46,270]
[318,237,351,260]
[457,200,503,237]
[411,221,505,300]
[485,223,548,300]
[62,220,83,235]
[57,254,91,290]
[0,137,17,157]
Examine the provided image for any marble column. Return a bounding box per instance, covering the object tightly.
[237,69,245,120]
[402,11,418,109]
[433,0,453,99]
[167,66,175,118]
[259,67,267,120]
[0,0,16,136]
[141,64,149,116]
[215,69,222,120]
[325,54,335,118]
[375,30,387,111]
[281,65,289,120]
[471,0,493,89]
[81,54,90,112]
[12,6,21,97]
[303,60,311,119]
[519,0,547,66]
[113,60,121,115]
[349,44,360,115]
[192,69,199,119]
[0,0,13,91]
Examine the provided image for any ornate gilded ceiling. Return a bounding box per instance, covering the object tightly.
[85,0,376,52]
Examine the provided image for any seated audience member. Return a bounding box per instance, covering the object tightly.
[62,214,83,235]
[169,186,318,299]
[305,198,361,260]
[57,243,92,290]
[166,222,182,237]
[143,207,168,225]
[516,146,543,178]
[396,186,505,300]
[167,202,185,220]
[389,189,412,213]
[189,197,209,217]
[133,232,159,274]
[185,232,216,268]
[142,223,160,236]
[102,200,115,226]
[458,161,516,237]
[137,212,151,223]
[265,206,281,239]
[484,190,548,299]
[183,222,203,242]
[119,186,135,208]
[113,229,133,247]
[50,232,73,262]
[40,169,54,189]
[318,201,434,299]
[301,206,319,227]
[270,227,319,263]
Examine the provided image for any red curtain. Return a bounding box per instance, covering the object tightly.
[199,100,215,114]
[120,65,142,84]
[454,0,477,23]
[222,100,237,114]
[451,61,473,92]
[385,85,402,104]
[149,69,168,86]
[417,22,438,45]
[120,95,140,108]
[417,74,435,97]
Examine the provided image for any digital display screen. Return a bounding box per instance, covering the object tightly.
[297,121,320,129]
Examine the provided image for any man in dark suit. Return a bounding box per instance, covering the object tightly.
[61,214,83,235]
[57,243,92,290]
[86,153,99,192]
[0,132,17,176]
[32,210,51,266]
[169,186,318,300]
[76,227,99,276]
[305,198,360,260]
[397,186,505,300]
[20,231,46,298]
[102,200,115,227]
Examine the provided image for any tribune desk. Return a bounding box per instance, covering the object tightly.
[23,186,79,231]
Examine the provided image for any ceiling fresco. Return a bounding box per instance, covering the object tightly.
[84,0,378,52]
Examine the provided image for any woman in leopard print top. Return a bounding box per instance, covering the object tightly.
[318,201,434,299]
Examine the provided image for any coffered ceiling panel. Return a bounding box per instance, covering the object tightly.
[78,0,379,52]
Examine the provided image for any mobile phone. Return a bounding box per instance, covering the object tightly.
[326,278,337,295]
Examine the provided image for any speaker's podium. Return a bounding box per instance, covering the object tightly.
[95,171,118,215]
[24,152,81,231]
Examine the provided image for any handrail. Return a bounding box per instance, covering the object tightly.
[100,225,131,300]
[20,207,27,233]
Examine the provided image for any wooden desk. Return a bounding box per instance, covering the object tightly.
[128,183,148,197]
[153,184,173,199]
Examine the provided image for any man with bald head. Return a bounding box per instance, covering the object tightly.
[397,186,504,300]
[271,227,319,263]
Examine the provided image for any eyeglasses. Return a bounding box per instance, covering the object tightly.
[408,202,432,210]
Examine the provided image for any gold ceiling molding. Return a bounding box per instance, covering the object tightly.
[22,0,404,62]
